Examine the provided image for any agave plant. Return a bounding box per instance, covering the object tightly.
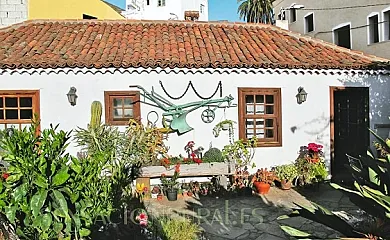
[279,127,390,239]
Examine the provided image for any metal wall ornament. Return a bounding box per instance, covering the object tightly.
[129,85,236,135]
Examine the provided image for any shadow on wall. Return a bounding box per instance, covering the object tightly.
[338,73,390,142]
[289,113,330,167]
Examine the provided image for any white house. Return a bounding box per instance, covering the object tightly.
[122,0,208,21]
[0,19,389,183]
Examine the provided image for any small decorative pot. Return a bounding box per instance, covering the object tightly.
[157,194,163,201]
[151,193,158,199]
[166,189,178,201]
[253,181,271,194]
[222,123,230,130]
[281,180,292,190]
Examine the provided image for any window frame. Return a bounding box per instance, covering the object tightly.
[367,12,380,45]
[238,88,282,147]
[382,7,390,41]
[332,22,352,49]
[104,91,141,126]
[304,12,314,33]
[0,90,40,130]
[289,8,297,23]
[157,0,165,7]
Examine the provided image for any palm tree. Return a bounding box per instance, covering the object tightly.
[237,0,275,24]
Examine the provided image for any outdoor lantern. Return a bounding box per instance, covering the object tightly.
[296,87,307,104]
[67,87,78,106]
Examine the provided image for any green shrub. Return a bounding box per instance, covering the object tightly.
[0,122,114,239]
[203,148,224,163]
[159,217,200,240]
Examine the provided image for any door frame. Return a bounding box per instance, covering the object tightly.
[329,86,345,177]
[329,86,369,179]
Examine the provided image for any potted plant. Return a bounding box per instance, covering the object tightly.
[251,168,276,194]
[295,143,328,187]
[151,185,161,198]
[222,136,257,169]
[273,164,298,190]
[232,166,253,196]
[213,120,236,143]
[160,163,181,201]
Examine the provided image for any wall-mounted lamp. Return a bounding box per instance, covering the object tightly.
[67,87,78,106]
[296,87,308,104]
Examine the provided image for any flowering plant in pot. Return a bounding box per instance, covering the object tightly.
[273,164,298,190]
[160,163,181,201]
[295,143,328,187]
[306,143,324,163]
[151,185,161,199]
[251,168,276,194]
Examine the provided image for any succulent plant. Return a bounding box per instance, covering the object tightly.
[203,147,224,163]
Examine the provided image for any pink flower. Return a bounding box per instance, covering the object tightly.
[136,213,148,227]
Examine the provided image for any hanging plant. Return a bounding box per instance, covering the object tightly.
[213,120,236,143]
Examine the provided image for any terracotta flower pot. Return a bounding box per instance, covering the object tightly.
[157,194,163,200]
[253,181,271,194]
[281,180,292,190]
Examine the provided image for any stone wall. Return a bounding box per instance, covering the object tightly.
[0,0,27,28]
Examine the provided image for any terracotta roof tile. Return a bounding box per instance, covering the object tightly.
[0,19,388,70]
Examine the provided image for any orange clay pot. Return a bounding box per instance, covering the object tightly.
[253,181,271,194]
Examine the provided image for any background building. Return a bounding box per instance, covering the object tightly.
[0,0,28,27]
[273,0,390,59]
[122,0,208,21]
[0,0,124,28]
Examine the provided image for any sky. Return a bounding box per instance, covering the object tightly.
[105,0,242,22]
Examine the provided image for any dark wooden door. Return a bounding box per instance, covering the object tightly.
[331,87,369,184]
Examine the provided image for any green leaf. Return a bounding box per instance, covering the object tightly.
[52,167,70,186]
[53,222,63,233]
[32,215,43,228]
[13,183,27,202]
[5,206,16,222]
[34,174,48,188]
[79,228,91,237]
[41,213,52,232]
[53,208,66,218]
[72,213,81,230]
[53,190,69,218]
[31,190,48,217]
[6,173,22,183]
[280,225,312,237]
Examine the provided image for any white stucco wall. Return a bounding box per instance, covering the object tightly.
[122,0,208,21]
[0,69,389,175]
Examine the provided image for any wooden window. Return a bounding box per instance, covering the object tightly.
[238,88,282,147]
[104,91,141,126]
[0,90,40,130]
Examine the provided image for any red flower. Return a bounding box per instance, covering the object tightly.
[161,173,166,178]
[190,152,196,158]
[193,158,203,164]
[175,163,181,173]
[2,173,9,180]
[143,187,148,192]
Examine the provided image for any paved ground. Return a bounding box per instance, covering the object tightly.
[144,184,361,239]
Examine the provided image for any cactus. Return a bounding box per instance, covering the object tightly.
[203,147,224,163]
[90,101,102,128]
